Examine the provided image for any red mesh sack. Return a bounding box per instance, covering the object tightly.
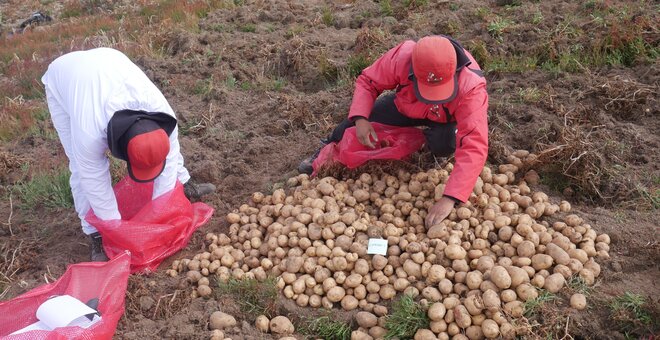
[312,122,426,175]
[0,251,131,340]
[85,177,214,273]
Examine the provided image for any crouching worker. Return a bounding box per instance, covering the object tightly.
[298,36,489,230]
[42,48,216,262]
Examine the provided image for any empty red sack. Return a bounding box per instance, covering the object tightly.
[0,251,131,340]
[312,122,425,175]
[85,177,214,273]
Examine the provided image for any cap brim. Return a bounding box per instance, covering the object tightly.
[412,72,459,105]
[127,160,166,183]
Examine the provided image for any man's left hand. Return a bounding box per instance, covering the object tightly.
[425,196,456,229]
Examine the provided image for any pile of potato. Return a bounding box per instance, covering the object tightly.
[168,150,611,339]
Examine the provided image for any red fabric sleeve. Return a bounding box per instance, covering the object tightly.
[443,83,489,202]
[348,42,412,120]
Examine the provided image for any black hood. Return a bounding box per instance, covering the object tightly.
[107,110,177,161]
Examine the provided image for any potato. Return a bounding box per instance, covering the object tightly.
[543,273,566,293]
[445,244,467,260]
[197,285,212,297]
[570,293,587,310]
[327,286,346,303]
[414,329,436,340]
[482,290,500,311]
[270,316,294,335]
[209,311,237,330]
[546,243,570,265]
[503,301,523,318]
[506,266,529,288]
[529,254,552,271]
[481,319,499,339]
[355,311,378,328]
[341,295,359,310]
[465,325,484,340]
[454,305,472,328]
[428,302,447,321]
[515,283,538,301]
[489,266,511,289]
[255,315,269,332]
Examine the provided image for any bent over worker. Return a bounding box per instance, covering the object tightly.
[298,36,488,230]
[42,48,215,262]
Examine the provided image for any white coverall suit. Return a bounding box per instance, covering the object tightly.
[41,48,190,235]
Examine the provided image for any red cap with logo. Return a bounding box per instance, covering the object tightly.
[411,36,458,104]
[123,119,170,182]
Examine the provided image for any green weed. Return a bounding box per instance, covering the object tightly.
[321,6,334,26]
[225,75,237,89]
[240,81,252,91]
[216,277,278,318]
[16,167,73,210]
[523,290,557,318]
[380,0,393,16]
[403,0,428,8]
[610,292,654,333]
[487,17,513,39]
[636,185,659,210]
[517,87,542,103]
[301,316,351,340]
[485,56,538,73]
[449,3,460,11]
[347,54,372,79]
[567,275,593,296]
[192,76,216,99]
[239,23,256,33]
[532,11,544,24]
[384,294,429,339]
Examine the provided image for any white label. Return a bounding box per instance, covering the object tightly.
[367,238,388,255]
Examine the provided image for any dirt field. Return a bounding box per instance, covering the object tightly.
[0,0,658,339]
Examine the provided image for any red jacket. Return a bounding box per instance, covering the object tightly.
[348,38,488,203]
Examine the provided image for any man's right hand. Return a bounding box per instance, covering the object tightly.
[355,118,378,149]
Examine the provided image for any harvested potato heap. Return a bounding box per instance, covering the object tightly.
[169,150,611,339]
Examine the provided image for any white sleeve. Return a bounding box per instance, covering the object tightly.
[152,126,183,199]
[70,130,121,221]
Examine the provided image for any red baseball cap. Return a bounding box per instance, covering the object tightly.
[411,36,458,104]
[124,119,170,182]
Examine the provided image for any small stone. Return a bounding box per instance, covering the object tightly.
[611,261,622,272]
[139,296,155,311]
[404,28,417,37]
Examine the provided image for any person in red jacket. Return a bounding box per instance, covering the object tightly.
[298,35,488,230]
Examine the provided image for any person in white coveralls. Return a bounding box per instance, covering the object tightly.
[42,48,215,262]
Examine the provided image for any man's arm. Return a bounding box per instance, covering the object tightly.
[443,83,489,202]
[71,131,121,221]
[347,41,413,120]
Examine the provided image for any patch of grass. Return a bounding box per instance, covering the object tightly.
[239,23,256,33]
[567,275,593,296]
[240,81,252,91]
[485,55,539,73]
[16,167,73,210]
[321,6,334,26]
[268,77,286,91]
[217,277,278,318]
[224,75,237,89]
[301,316,351,340]
[380,0,393,16]
[347,54,372,79]
[517,87,542,103]
[192,76,216,99]
[384,294,429,340]
[523,290,557,318]
[487,17,513,39]
[610,292,655,334]
[403,0,428,8]
[449,3,460,11]
[532,11,544,24]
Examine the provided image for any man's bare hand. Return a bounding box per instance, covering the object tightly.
[355,118,378,149]
[425,196,456,229]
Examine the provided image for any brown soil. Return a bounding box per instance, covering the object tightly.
[0,0,658,339]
